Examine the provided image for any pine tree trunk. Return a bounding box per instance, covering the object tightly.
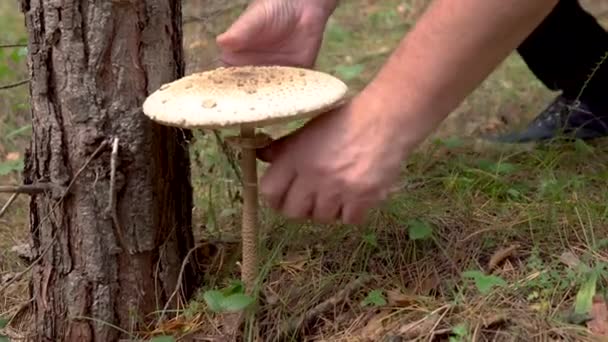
[19,1,199,340]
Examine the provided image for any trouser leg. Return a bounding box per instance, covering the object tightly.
[516,0,608,109]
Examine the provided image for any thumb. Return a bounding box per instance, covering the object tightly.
[216,4,265,51]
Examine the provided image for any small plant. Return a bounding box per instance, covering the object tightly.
[449,323,470,342]
[461,270,507,295]
[203,280,255,314]
[361,289,387,307]
[407,219,433,240]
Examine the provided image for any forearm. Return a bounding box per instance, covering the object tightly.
[358,0,558,150]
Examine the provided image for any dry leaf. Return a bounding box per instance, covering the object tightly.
[5,152,20,161]
[488,244,519,271]
[559,251,583,269]
[396,313,441,339]
[358,311,394,341]
[482,313,509,328]
[502,259,515,273]
[419,273,441,295]
[386,289,415,307]
[587,295,608,336]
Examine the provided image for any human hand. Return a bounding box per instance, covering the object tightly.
[256,95,413,225]
[216,0,337,68]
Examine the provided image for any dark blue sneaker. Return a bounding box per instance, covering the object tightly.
[488,95,608,143]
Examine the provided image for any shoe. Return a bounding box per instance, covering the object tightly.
[488,95,608,143]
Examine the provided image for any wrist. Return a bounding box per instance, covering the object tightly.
[314,0,339,16]
[352,77,441,155]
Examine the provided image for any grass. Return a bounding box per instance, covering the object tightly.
[2,1,608,341]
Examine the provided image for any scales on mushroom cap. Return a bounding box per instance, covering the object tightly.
[143,65,348,129]
[142,65,348,311]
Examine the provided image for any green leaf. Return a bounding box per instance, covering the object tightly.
[451,323,468,337]
[334,64,364,81]
[0,159,23,176]
[221,293,255,312]
[407,219,433,240]
[574,269,598,316]
[150,336,175,342]
[203,290,225,313]
[0,318,8,329]
[361,289,387,307]
[462,270,507,294]
[0,336,8,342]
[221,280,245,297]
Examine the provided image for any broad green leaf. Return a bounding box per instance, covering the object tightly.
[0,318,8,329]
[203,290,225,313]
[221,293,254,312]
[361,289,387,307]
[574,269,598,316]
[407,219,433,240]
[150,336,175,342]
[221,280,245,297]
[334,64,364,81]
[462,270,507,294]
[0,335,8,342]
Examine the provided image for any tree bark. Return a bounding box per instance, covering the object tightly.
[19,0,200,341]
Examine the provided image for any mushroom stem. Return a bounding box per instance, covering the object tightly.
[240,126,259,294]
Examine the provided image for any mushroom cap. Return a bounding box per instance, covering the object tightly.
[142,65,349,129]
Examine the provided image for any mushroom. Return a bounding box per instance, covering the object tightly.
[142,65,348,296]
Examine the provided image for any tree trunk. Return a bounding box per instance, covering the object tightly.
[20,0,200,340]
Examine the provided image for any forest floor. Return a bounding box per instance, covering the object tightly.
[2,1,608,341]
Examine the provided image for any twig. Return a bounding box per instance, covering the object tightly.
[0,140,110,294]
[283,275,373,334]
[0,79,29,90]
[0,43,27,48]
[0,232,57,294]
[0,183,60,195]
[212,130,243,185]
[106,138,130,254]
[159,243,203,323]
[0,193,19,219]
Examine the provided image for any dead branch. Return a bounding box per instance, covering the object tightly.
[0,79,29,90]
[0,193,19,219]
[0,43,27,48]
[212,129,243,184]
[0,183,60,195]
[1,140,110,294]
[0,233,57,295]
[159,243,205,323]
[107,137,131,254]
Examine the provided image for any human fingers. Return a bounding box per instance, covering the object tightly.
[340,200,371,225]
[259,161,297,211]
[219,50,312,68]
[216,2,266,52]
[278,176,316,220]
[311,191,342,224]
